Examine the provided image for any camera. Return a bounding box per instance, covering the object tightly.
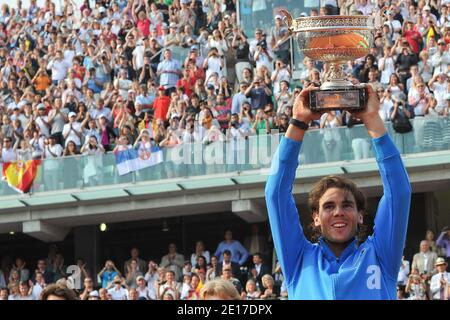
[257,39,267,50]
[231,121,239,128]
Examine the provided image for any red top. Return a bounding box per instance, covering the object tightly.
[403,30,421,54]
[153,96,171,121]
[137,19,151,37]
[176,78,193,97]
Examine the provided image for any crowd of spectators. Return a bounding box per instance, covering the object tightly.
[0,0,447,172]
[0,228,290,300]
[0,226,449,300]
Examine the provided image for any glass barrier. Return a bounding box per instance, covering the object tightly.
[0,117,449,196]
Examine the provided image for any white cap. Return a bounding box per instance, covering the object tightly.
[171,113,180,120]
[68,112,77,118]
[275,15,282,20]
[98,7,106,13]
[423,5,431,10]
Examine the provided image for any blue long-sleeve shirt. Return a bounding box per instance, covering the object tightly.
[436,232,450,258]
[265,133,411,300]
[214,241,249,266]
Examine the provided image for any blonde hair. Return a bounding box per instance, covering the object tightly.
[261,274,275,288]
[200,279,240,300]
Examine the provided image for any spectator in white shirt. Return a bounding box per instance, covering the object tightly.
[429,258,449,300]
[135,276,156,300]
[30,272,46,300]
[35,104,51,137]
[397,255,410,286]
[43,135,64,190]
[46,50,71,85]
[107,275,128,300]
[0,137,17,162]
[62,112,82,148]
[431,40,450,77]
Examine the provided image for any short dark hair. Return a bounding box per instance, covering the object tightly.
[223,250,232,256]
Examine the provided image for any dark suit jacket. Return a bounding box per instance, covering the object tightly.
[249,263,271,288]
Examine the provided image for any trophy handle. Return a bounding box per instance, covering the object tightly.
[278,9,293,31]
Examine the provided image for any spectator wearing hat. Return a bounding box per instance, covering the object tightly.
[135,275,156,300]
[270,15,290,65]
[184,45,204,70]
[62,111,82,148]
[178,0,196,30]
[431,39,450,77]
[164,22,181,49]
[153,85,171,122]
[430,257,449,300]
[107,275,127,300]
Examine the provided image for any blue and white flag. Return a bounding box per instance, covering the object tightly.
[115,146,164,176]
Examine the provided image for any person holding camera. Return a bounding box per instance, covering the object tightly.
[405,272,427,300]
[244,77,272,111]
[98,257,119,287]
[270,15,290,65]
[203,47,224,84]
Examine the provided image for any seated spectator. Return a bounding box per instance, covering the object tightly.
[247,253,271,290]
[220,266,243,294]
[260,274,279,300]
[241,279,261,300]
[429,257,449,300]
[107,275,128,300]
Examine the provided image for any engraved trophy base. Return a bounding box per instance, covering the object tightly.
[309,87,368,111]
[309,62,368,111]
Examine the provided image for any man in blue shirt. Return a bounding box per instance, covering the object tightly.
[265,86,411,299]
[214,230,249,266]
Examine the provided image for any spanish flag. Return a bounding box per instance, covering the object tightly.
[2,160,41,193]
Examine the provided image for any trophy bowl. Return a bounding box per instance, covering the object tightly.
[279,12,376,110]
